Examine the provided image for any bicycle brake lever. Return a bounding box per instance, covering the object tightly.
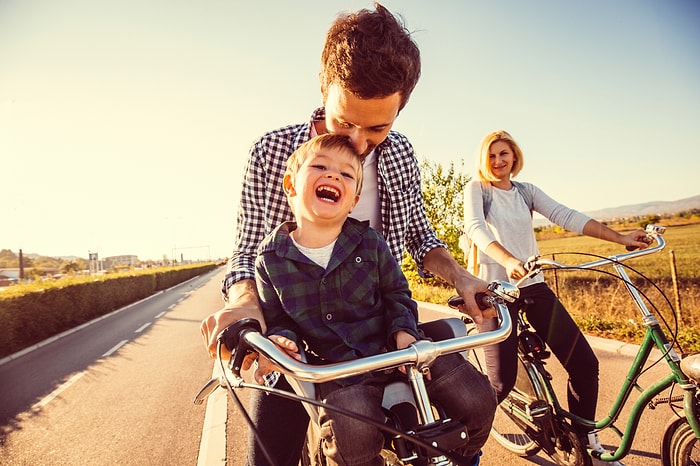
[193,377,221,405]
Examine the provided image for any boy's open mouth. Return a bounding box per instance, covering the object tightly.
[316,185,340,203]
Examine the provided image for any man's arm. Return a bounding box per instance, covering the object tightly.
[422,247,494,324]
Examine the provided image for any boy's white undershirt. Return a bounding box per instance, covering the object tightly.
[291,238,336,269]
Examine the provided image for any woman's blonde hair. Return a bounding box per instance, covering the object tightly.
[476,130,524,182]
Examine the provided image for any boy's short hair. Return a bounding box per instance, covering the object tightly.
[320,3,420,112]
[286,134,364,194]
[477,130,525,182]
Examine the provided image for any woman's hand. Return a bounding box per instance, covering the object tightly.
[505,256,527,281]
[621,229,651,250]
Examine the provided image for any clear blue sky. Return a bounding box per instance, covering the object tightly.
[2,0,699,261]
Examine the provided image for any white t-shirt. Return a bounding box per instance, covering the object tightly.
[350,149,382,233]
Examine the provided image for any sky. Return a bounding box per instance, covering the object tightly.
[2,0,699,262]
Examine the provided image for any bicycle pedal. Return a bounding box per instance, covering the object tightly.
[587,433,624,465]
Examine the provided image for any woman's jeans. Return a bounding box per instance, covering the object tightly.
[476,282,599,436]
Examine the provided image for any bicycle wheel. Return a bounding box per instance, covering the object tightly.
[489,356,542,456]
[301,423,324,466]
[660,416,700,466]
[301,423,409,466]
[543,420,591,466]
[467,337,540,457]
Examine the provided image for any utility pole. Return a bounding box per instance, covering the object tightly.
[19,249,24,280]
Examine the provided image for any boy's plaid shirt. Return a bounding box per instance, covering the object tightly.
[255,218,420,370]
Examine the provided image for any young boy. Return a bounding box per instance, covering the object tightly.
[255,134,493,466]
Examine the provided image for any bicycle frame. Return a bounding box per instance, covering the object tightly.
[506,224,700,463]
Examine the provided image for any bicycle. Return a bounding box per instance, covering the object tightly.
[193,283,516,466]
[466,224,699,465]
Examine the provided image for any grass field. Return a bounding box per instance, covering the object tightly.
[410,222,700,354]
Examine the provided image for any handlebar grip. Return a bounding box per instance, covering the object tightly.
[627,235,654,251]
[447,294,490,311]
[217,318,263,376]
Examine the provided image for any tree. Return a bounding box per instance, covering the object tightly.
[60,261,82,274]
[0,249,18,268]
[402,158,472,282]
[418,158,470,261]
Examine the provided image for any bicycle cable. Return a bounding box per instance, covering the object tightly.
[537,250,681,376]
[216,341,278,466]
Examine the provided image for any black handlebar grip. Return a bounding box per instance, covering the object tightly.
[217,318,263,376]
[447,294,490,311]
[475,293,490,310]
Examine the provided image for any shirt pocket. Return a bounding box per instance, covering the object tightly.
[338,256,379,305]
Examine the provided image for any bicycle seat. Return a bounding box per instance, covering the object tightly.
[680,354,700,382]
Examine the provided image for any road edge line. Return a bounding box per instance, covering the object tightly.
[198,362,228,466]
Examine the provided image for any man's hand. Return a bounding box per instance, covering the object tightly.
[423,247,494,324]
[200,279,264,361]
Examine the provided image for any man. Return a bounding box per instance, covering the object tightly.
[201,4,496,465]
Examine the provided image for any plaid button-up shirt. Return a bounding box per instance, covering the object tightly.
[222,107,446,299]
[256,218,420,366]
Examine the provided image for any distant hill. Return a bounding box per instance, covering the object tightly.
[584,194,700,220]
[534,194,700,226]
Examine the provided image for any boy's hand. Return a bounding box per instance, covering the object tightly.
[394,330,429,379]
[253,335,301,384]
[394,330,416,350]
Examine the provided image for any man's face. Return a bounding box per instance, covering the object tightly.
[323,83,401,157]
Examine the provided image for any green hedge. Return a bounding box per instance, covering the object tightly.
[0,264,217,359]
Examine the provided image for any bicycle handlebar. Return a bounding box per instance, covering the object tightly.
[222,289,512,385]
[517,224,666,287]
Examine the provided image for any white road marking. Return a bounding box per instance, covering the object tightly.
[32,372,85,409]
[198,362,228,466]
[135,322,151,333]
[103,339,129,357]
[155,311,167,318]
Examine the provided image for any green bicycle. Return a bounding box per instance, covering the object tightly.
[470,224,699,465]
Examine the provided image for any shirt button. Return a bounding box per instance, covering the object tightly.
[321,278,327,285]
[355,256,362,263]
[326,313,333,321]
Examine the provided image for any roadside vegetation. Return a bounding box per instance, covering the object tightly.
[405,159,700,354]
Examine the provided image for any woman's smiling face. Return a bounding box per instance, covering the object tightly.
[488,140,516,181]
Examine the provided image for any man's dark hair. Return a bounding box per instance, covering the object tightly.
[320,2,421,112]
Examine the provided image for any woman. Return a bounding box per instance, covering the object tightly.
[463,130,649,454]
